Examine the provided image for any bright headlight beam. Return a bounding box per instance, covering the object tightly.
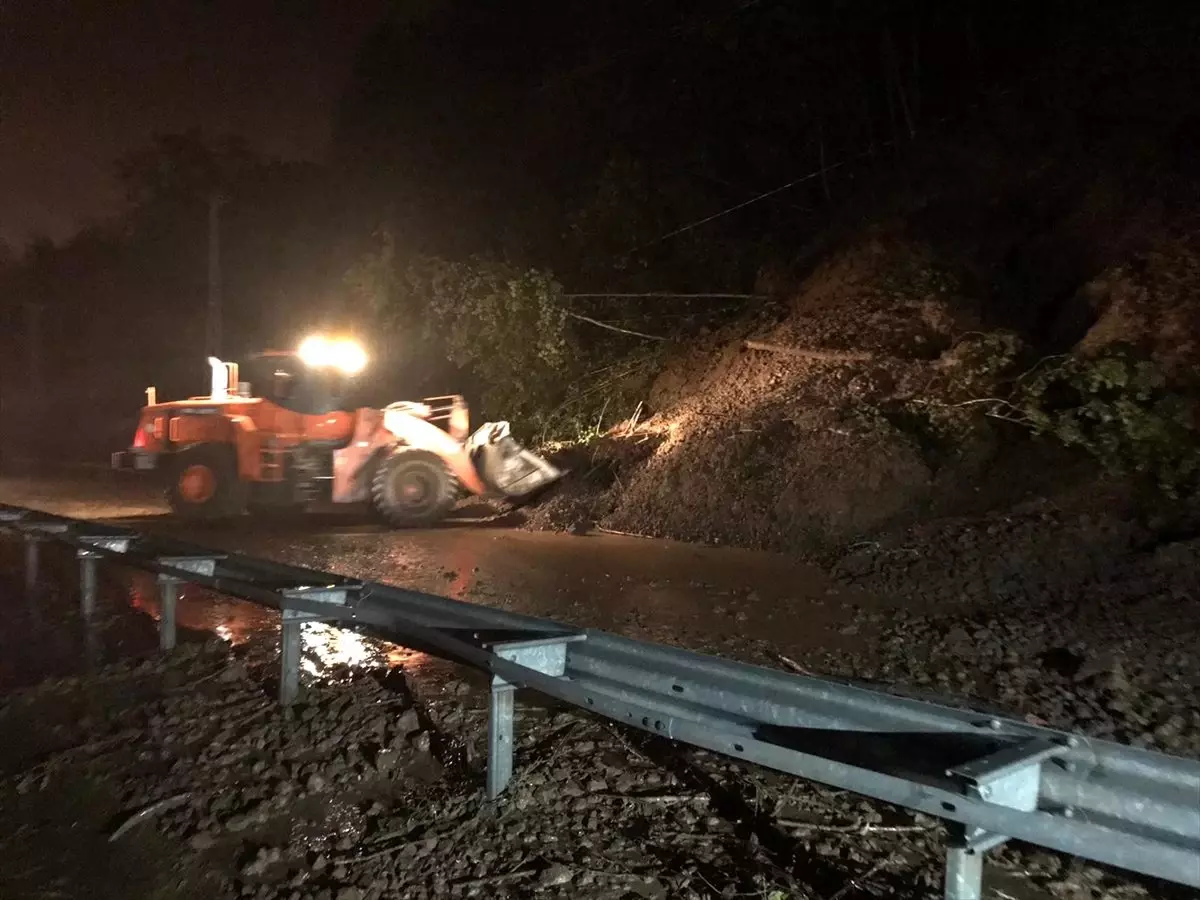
[297,335,367,374]
[331,339,368,375]
[298,335,330,367]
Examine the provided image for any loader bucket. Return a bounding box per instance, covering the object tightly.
[469,422,564,499]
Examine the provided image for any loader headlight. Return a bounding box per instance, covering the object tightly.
[298,335,368,375]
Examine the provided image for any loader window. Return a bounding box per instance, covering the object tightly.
[273,371,294,401]
[243,353,352,416]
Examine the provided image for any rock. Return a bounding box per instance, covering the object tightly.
[189,831,218,851]
[1102,661,1133,696]
[374,748,400,774]
[395,708,420,738]
[561,780,584,798]
[614,773,640,793]
[241,846,283,878]
[336,888,363,900]
[944,625,972,647]
[539,864,574,888]
[629,877,667,899]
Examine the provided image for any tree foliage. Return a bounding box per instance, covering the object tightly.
[345,235,660,439]
[1014,348,1200,496]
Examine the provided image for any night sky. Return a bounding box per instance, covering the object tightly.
[0,0,390,249]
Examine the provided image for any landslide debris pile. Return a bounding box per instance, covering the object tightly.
[529,210,1200,564]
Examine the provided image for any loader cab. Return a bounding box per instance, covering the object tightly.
[242,352,354,416]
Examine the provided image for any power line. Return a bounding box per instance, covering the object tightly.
[625,57,1055,255]
[565,311,669,341]
[629,154,861,252]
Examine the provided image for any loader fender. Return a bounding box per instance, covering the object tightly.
[381,406,489,496]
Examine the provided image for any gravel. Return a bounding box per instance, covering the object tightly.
[1,616,1194,900]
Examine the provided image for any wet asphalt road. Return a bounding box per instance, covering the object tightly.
[0,468,883,675]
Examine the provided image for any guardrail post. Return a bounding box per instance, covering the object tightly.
[482,633,586,799]
[944,827,984,900]
[942,737,1065,900]
[76,548,104,669]
[276,586,356,707]
[24,534,40,596]
[279,609,307,706]
[153,556,219,653]
[157,576,180,651]
[78,551,98,620]
[487,682,517,798]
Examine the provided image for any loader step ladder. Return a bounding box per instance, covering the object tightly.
[260,439,286,481]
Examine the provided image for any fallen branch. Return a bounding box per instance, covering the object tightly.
[596,526,656,540]
[109,792,191,841]
[744,340,874,362]
[779,819,930,835]
[824,853,897,900]
[452,867,538,890]
[626,401,644,435]
[335,839,424,866]
[600,792,709,805]
[361,818,429,848]
[776,654,814,677]
[566,312,668,341]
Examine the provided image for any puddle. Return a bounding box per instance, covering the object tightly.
[0,470,897,697]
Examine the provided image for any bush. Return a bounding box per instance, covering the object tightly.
[1014,346,1200,496]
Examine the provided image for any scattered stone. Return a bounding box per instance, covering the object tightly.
[539,864,574,888]
[189,831,218,851]
[410,730,432,755]
[395,708,420,737]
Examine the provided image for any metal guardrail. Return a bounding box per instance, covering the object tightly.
[1,503,1197,900]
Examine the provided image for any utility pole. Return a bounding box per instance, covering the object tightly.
[207,192,225,358]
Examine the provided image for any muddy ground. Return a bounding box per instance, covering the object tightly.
[0,472,1198,899]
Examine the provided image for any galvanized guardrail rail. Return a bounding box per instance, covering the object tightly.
[1,502,1197,900]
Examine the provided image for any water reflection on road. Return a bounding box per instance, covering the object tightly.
[126,572,435,675]
[1,472,879,678]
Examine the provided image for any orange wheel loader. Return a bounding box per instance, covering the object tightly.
[111,336,563,526]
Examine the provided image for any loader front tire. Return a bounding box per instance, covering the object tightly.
[371,449,457,528]
[166,445,245,520]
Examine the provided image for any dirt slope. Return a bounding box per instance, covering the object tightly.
[524,208,1200,665]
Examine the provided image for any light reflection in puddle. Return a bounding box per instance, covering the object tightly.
[126,572,434,673]
[298,622,432,676]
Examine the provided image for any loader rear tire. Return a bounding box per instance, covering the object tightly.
[166,445,245,520]
[371,449,458,528]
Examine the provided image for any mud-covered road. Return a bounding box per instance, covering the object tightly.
[1,468,1197,900]
[0,468,880,671]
